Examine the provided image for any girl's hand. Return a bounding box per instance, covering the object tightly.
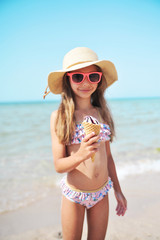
[76,132,100,161]
[114,191,127,216]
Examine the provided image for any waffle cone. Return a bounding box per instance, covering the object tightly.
[82,122,101,162]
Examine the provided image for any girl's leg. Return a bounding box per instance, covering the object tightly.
[61,195,85,240]
[87,195,109,240]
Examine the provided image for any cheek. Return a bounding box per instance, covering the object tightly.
[69,80,78,93]
[93,84,98,90]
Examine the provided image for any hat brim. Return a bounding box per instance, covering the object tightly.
[48,60,118,94]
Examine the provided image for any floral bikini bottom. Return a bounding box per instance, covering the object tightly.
[60,176,113,209]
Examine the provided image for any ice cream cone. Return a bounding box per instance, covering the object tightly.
[82,121,101,162]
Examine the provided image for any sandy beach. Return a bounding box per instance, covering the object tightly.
[0,171,160,240]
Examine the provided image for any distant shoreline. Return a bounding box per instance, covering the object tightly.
[0,96,160,105]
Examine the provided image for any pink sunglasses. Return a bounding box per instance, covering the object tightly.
[66,72,102,84]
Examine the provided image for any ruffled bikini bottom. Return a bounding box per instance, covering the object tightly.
[60,176,113,209]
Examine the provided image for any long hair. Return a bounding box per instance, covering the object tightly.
[55,66,115,144]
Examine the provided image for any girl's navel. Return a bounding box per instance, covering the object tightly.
[94,172,99,178]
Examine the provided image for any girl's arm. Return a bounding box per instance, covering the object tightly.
[105,141,122,192]
[50,111,100,173]
[105,141,127,216]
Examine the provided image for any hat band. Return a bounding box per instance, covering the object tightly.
[65,60,94,70]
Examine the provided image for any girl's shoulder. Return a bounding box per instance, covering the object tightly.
[51,109,58,117]
[50,110,58,128]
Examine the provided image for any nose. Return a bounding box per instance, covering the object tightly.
[81,75,90,85]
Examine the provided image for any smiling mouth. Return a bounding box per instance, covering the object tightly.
[79,89,91,91]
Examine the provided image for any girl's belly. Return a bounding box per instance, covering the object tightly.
[67,142,109,191]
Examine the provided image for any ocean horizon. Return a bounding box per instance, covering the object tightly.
[0,96,160,105]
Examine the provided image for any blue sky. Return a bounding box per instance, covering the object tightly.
[0,0,160,102]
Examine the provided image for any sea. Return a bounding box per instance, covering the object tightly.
[0,98,160,214]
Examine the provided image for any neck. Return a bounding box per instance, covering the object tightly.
[75,96,93,110]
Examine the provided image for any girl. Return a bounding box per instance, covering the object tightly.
[44,47,127,240]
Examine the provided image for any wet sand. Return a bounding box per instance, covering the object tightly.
[0,172,160,240]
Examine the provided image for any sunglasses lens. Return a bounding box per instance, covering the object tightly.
[72,74,83,83]
[89,73,101,82]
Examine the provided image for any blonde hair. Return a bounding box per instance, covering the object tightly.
[55,66,115,144]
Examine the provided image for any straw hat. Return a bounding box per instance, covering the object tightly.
[44,47,118,97]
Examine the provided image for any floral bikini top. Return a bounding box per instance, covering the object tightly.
[67,109,111,145]
[69,122,111,145]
